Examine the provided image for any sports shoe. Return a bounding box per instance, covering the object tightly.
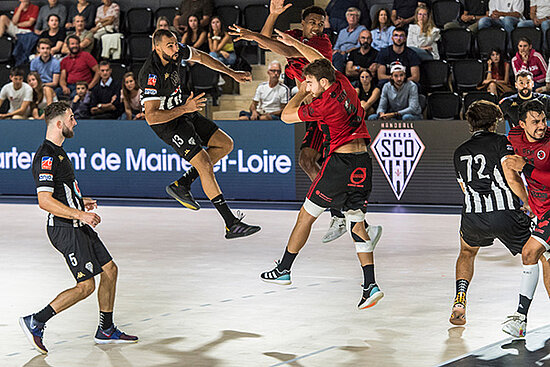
[225,211,261,239]
[502,312,527,338]
[449,292,467,325]
[260,261,291,285]
[322,216,347,243]
[166,181,200,210]
[94,325,138,344]
[367,225,383,250]
[358,283,384,309]
[19,315,48,354]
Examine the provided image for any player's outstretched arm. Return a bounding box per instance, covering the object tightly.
[143,94,207,125]
[281,81,310,124]
[188,47,252,83]
[37,192,101,227]
[228,25,302,57]
[274,29,329,65]
[260,0,293,38]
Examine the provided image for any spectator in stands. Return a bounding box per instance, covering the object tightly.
[66,0,95,31]
[478,48,513,96]
[39,14,66,55]
[120,72,144,120]
[182,14,208,53]
[345,29,378,84]
[325,0,369,33]
[89,60,121,119]
[375,27,421,87]
[30,38,60,88]
[392,0,421,29]
[512,37,548,90]
[156,16,170,31]
[369,64,422,120]
[62,14,94,55]
[407,5,440,61]
[58,35,99,98]
[91,0,122,60]
[444,0,489,33]
[517,0,550,48]
[0,68,33,119]
[356,69,380,116]
[0,0,39,38]
[371,8,395,51]
[332,7,366,72]
[174,0,213,34]
[71,81,91,119]
[238,60,289,120]
[478,0,523,40]
[35,0,66,34]
[27,71,57,119]
[208,16,236,66]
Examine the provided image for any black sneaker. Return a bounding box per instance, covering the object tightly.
[225,211,261,239]
[165,181,200,210]
[19,315,48,354]
[260,261,291,285]
[357,283,384,309]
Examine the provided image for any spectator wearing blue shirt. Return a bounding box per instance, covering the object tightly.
[371,8,395,51]
[332,7,366,72]
[325,0,369,33]
[30,38,60,88]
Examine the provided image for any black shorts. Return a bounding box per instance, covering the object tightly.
[460,210,531,255]
[150,112,219,161]
[47,225,113,282]
[300,121,324,153]
[306,151,372,213]
[532,210,550,250]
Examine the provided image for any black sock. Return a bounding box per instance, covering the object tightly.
[364,220,370,228]
[177,167,199,187]
[362,264,375,288]
[455,279,469,305]
[277,247,297,271]
[211,194,237,227]
[517,295,532,316]
[99,311,113,330]
[329,208,345,218]
[34,304,56,324]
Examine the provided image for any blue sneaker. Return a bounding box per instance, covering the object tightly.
[260,261,291,285]
[94,325,138,344]
[358,283,384,309]
[19,315,48,354]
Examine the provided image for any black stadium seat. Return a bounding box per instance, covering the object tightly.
[476,28,507,59]
[420,60,450,92]
[452,59,484,92]
[244,4,269,32]
[432,0,461,28]
[0,37,13,64]
[130,62,145,79]
[189,64,219,104]
[127,35,152,62]
[155,7,179,24]
[441,28,472,59]
[0,63,11,85]
[110,63,128,82]
[463,91,498,113]
[511,27,543,53]
[427,92,462,120]
[215,5,241,30]
[126,8,153,35]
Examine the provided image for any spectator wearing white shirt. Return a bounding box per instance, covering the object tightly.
[407,5,440,61]
[517,0,550,47]
[0,68,33,119]
[239,61,289,120]
[537,57,550,94]
[478,0,523,40]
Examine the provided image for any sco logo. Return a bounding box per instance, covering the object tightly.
[370,129,425,200]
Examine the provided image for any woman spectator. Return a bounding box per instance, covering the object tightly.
[355,69,380,116]
[371,8,395,51]
[40,14,66,56]
[91,0,122,60]
[182,14,208,52]
[66,0,95,30]
[208,16,236,66]
[120,72,144,120]
[478,48,513,96]
[407,5,440,61]
[28,71,57,119]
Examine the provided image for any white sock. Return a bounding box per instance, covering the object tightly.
[520,263,539,299]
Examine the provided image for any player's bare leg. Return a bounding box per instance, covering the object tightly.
[299,147,321,181]
[450,238,479,325]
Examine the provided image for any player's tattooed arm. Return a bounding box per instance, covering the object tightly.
[228,25,302,57]
[37,192,102,227]
[188,47,252,82]
[274,29,330,65]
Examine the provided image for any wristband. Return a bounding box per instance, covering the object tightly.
[521,163,534,178]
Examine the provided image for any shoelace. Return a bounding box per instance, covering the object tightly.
[235,210,246,222]
[504,315,524,323]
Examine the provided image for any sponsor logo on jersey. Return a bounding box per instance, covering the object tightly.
[371,129,425,200]
[58,155,64,161]
[315,190,332,202]
[188,137,196,145]
[73,181,82,198]
[39,173,53,182]
[41,156,53,170]
[144,88,157,95]
[77,272,85,279]
[348,167,367,187]
[165,73,170,80]
[147,74,157,86]
[85,262,93,273]
[538,150,546,160]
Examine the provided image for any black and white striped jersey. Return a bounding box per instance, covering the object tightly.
[454,131,521,214]
[32,139,84,227]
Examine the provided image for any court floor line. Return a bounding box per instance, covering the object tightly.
[269,346,338,366]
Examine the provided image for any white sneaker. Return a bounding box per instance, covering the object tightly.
[367,225,383,251]
[322,216,347,243]
[502,312,527,338]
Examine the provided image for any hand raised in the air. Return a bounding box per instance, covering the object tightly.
[274,29,296,46]
[270,0,292,15]
[231,71,252,83]
[228,24,256,42]
[183,92,207,113]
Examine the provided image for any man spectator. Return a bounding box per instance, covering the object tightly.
[173,0,213,34]
[392,0,423,29]
[0,0,40,38]
[368,63,422,121]
[512,37,548,90]
[478,0,523,40]
[0,68,33,119]
[345,29,378,84]
[34,0,66,34]
[332,7,366,72]
[62,14,94,55]
[325,0,369,33]
[517,0,550,47]
[71,81,91,119]
[375,27,421,87]
[239,61,289,120]
[58,35,99,99]
[444,0,489,33]
[30,38,60,88]
[88,61,121,119]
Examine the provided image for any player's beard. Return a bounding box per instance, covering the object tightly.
[62,123,74,138]
[526,128,546,141]
[162,51,178,63]
[519,87,532,98]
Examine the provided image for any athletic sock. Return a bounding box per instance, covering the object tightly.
[329,208,345,218]
[277,247,297,272]
[176,167,199,187]
[517,264,539,316]
[99,311,113,330]
[454,279,469,306]
[211,194,237,227]
[362,264,375,288]
[34,304,56,324]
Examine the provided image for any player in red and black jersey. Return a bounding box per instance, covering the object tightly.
[258,30,384,309]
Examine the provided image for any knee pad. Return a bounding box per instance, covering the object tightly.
[348,221,374,253]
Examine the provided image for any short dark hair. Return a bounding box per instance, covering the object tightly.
[302,6,326,20]
[465,100,503,132]
[47,13,60,22]
[516,70,534,80]
[519,99,545,122]
[153,29,176,46]
[518,36,531,45]
[76,81,88,88]
[44,101,71,126]
[303,58,336,83]
[37,38,52,48]
[10,67,25,78]
[66,34,80,45]
[99,60,111,68]
[393,27,407,35]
